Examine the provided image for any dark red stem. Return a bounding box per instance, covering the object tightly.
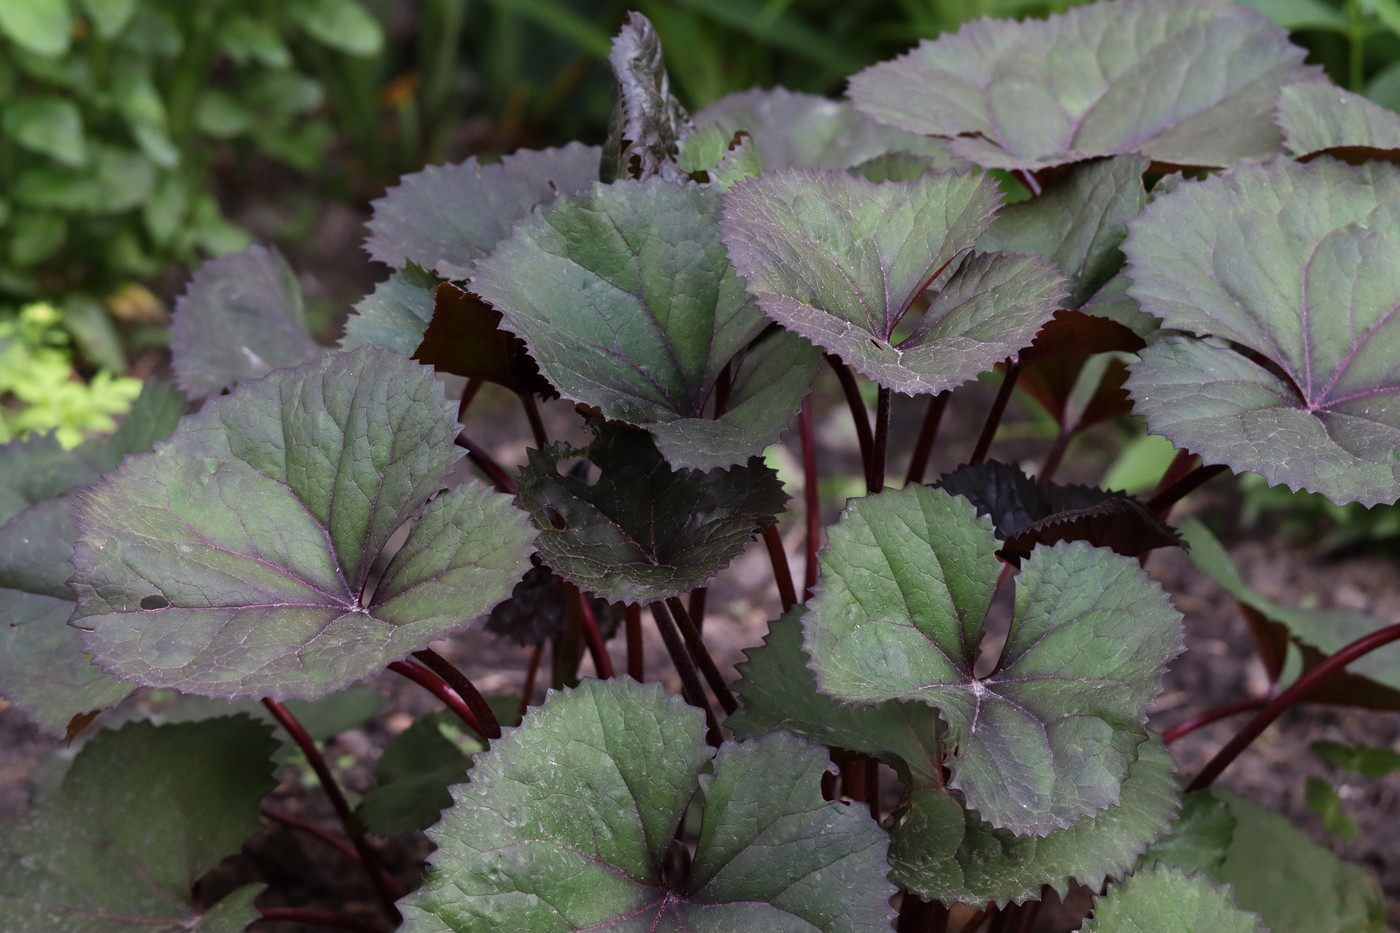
[666,596,737,714]
[650,601,722,746]
[455,431,515,493]
[687,587,708,634]
[456,376,484,422]
[799,395,821,597]
[388,659,483,736]
[1147,462,1228,516]
[763,523,798,613]
[829,357,875,488]
[1038,428,1072,485]
[1187,622,1400,791]
[970,361,1020,465]
[871,385,891,494]
[521,642,544,717]
[261,806,359,863]
[260,700,406,919]
[412,648,501,739]
[565,582,615,679]
[519,390,548,449]
[625,603,644,681]
[254,908,387,933]
[1163,696,1269,746]
[904,391,948,486]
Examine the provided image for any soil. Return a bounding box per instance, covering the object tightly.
[2,194,1398,931]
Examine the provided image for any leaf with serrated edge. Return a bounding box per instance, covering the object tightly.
[170,244,321,399]
[1080,866,1266,933]
[339,263,439,354]
[0,382,186,734]
[848,0,1312,171]
[474,178,818,470]
[1279,80,1400,161]
[0,717,276,932]
[723,168,1065,395]
[804,485,1182,835]
[515,423,785,604]
[602,12,690,184]
[70,348,535,700]
[365,143,600,279]
[1126,158,1400,506]
[1143,789,1386,933]
[400,679,893,933]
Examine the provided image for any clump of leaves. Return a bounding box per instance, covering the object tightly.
[2,2,1397,931]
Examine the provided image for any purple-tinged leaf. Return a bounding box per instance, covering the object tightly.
[722,169,1066,395]
[848,0,1313,172]
[1125,157,1400,506]
[1279,80,1400,163]
[473,178,819,470]
[804,485,1182,835]
[0,717,276,932]
[692,86,966,173]
[364,142,600,279]
[1014,309,1147,432]
[401,679,894,933]
[69,348,535,700]
[515,423,785,605]
[601,11,690,184]
[170,244,321,399]
[731,612,1179,907]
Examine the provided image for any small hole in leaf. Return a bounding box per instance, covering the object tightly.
[140,595,170,610]
[544,507,568,531]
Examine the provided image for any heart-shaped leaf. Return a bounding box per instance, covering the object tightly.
[1143,789,1386,933]
[0,382,185,734]
[400,678,894,932]
[848,0,1312,172]
[1279,80,1400,163]
[339,262,439,355]
[69,348,535,700]
[515,423,785,604]
[1125,157,1400,506]
[170,243,321,399]
[722,168,1066,395]
[803,484,1182,835]
[473,177,819,469]
[1081,866,1266,933]
[692,86,965,173]
[0,717,277,932]
[365,142,601,279]
[601,11,690,184]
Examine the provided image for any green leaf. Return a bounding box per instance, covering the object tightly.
[1081,866,1266,933]
[722,169,1066,396]
[69,348,535,700]
[77,0,137,39]
[980,156,1149,310]
[515,423,785,604]
[365,143,600,279]
[170,244,322,398]
[290,0,383,55]
[340,263,439,354]
[676,125,762,190]
[3,95,85,166]
[474,178,819,469]
[0,382,186,734]
[0,0,71,56]
[848,0,1311,171]
[14,143,155,214]
[692,86,965,174]
[1126,157,1400,507]
[401,678,894,932]
[1178,518,1400,706]
[1143,789,1386,933]
[1233,0,1347,31]
[601,11,690,184]
[1311,739,1400,778]
[803,484,1182,835]
[1305,777,1360,842]
[1278,80,1400,161]
[358,712,476,835]
[0,717,276,931]
[891,739,1179,907]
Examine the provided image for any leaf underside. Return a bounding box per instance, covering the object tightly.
[802,484,1182,835]
[401,678,894,933]
[847,0,1313,171]
[69,348,535,700]
[1125,157,1400,506]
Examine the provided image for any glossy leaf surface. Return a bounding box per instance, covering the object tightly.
[723,169,1065,395]
[474,178,818,469]
[0,717,276,931]
[401,679,893,932]
[1127,158,1400,506]
[803,485,1181,834]
[848,0,1311,171]
[70,349,534,699]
